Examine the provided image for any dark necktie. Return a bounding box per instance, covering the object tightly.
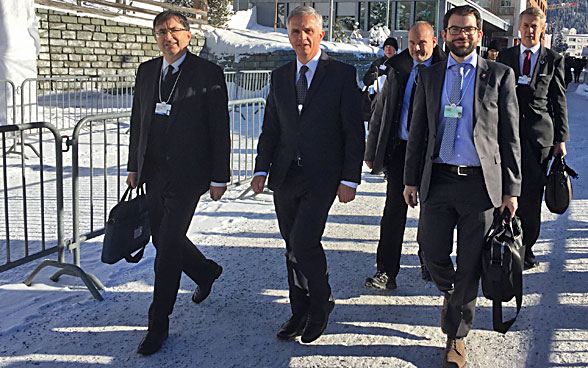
[439,63,464,162]
[296,65,309,106]
[522,49,532,76]
[406,63,425,132]
[161,65,175,101]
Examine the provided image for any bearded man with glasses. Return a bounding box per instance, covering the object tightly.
[403,5,521,367]
[127,10,230,355]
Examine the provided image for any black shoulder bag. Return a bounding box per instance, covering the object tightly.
[102,185,151,264]
[482,208,524,333]
[545,156,578,215]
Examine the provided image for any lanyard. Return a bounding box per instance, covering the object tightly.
[158,69,182,103]
[443,64,474,108]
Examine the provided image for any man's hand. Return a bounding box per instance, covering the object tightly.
[251,175,266,194]
[210,186,226,201]
[500,195,518,217]
[553,142,567,158]
[126,172,137,189]
[365,161,373,170]
[403,185,419,208]
[337,183,356,203]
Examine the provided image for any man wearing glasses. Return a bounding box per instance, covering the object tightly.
[497,7,569,269]
[127,10,230,355]
[403,6,520,367]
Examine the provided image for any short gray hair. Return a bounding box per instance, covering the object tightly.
[287,6,323,29]
[519,6,546,23]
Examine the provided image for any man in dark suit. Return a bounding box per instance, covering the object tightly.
[126,10,230,355]
[497,6,569,269]
[364,21,446,290]
[251,6,364,344]
[403,6,521,367]
[362,37,398,88]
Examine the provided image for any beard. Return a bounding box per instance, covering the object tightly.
[446,38,477,57]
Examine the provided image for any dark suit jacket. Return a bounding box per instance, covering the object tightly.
[365,46,446,173]
[127,52,230,192]
[497,45,569,147]
[404,56,522,208]
[254,51,365,196]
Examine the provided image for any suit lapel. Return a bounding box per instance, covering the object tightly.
[142,57,162,139]
[474,56,490,129]
[301,51,329,115]
[165,52,195,131]
[512,45,522,77]
[530,45,547,85]
[429,61,446,130]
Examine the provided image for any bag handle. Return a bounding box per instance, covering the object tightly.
[120,185,146,202]
[124,246,146,263]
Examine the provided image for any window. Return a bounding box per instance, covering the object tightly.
[359,2,367,30]
[415,1,436,30]
[277,3,286,29]
[369,1,388,29]
[500,0,512,7]
[475,0,489,8]
[396,1,410,31]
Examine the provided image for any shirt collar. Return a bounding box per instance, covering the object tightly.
[162,52,187,74]
[413,56,433,69]
[447,52,478,70]
[297,49,321,75]
[520,42,541,56]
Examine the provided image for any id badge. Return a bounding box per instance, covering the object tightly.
[155,102,172,116]
[444,104,463,119]
[517,75,531,85]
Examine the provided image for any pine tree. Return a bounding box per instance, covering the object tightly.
[207,0,232,26]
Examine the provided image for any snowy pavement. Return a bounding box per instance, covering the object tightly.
[0,84,587,367]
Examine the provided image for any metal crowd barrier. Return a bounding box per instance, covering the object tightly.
[228,98,265,188]
[224,70,271,101]
[19,74,135,131]
[0,123,65,273]
[0,80,16,126]
[0,86,267,300]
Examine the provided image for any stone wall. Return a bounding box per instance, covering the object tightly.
[35,8,206,78]
[34,8,376,80]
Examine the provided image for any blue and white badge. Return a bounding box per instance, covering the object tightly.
[155,102,172,116]
[444,104,463,119]
[517,75,531,85]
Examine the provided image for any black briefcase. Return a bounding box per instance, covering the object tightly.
[545,156,578,215]
[482,208,524,333]
[102,185,151,264]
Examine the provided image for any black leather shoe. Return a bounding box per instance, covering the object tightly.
[301,300,335,343]
[524,249,539,270]
[137,329,168,356]
[365,271,397,290]
[192,264,223,304]
[277,314,308,340]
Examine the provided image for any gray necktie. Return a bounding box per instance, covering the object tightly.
[439,63,464,162]
[296,65,309,105]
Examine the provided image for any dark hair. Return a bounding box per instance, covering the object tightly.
[153,10,190,31]
[443,5,481,30]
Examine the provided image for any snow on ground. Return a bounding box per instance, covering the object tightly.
[0,84,586,367]
[204,7,381,60]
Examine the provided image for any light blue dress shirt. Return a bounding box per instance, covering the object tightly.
[433,53,481,167]
[398,57,433,141]
[519,43,541,77]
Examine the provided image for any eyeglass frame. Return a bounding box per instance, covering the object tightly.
[445,26,479,35]
[154,28,189,38]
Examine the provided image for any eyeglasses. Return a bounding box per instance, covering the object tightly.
[154,28,189,38]
[446,26,479,35]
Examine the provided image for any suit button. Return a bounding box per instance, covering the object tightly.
[166,156,170,161]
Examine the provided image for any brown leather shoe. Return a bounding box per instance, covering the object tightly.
[443,338,466,368]
[441,296,449,334]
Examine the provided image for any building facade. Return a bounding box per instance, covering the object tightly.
[564,28,588,57]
